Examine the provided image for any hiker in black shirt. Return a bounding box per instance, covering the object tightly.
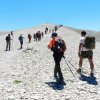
[6,34,11,51]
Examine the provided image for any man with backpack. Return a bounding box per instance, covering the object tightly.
[18,34,24,49]
[6,34,11,51]
[77,31,95,77]
[48,32,66,85]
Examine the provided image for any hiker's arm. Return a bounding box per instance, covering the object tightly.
[78,38,84,56]
[48,39,53,49]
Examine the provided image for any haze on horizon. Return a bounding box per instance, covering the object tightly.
[0,0,100,31]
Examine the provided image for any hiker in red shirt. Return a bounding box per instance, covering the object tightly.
[48,32,66,85]
[28,33,32,43]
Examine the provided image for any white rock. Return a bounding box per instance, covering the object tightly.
[31,95,40,99]
[8,95,15,100]
[98,90,100,95]
[20,89,26,93]
[7,88,13,93]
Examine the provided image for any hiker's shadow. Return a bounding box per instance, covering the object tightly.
[79,74,98,85]
[45,82,64,90]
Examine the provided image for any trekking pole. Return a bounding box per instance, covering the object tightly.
[63,56,76,79]
[68,61,77,72]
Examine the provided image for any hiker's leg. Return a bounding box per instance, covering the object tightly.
[79,56,84,69]
[88,58,94,73]
[20,41,23,49]
[77,56,84,73]
[9,42,11,50]
[57,63,64,81]
[87,50,94,76]
[56,56,64,81]
[29,38,31,43]
[6,42,8,51]
[21,43,23,49]
[53,55,58,78]
[54,65,58,78]
[36,37,37,42]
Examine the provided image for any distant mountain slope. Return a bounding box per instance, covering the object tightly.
[0,31,10,36]
[93,32,100,42]
[63,25,99,42]
[0,23,99,43]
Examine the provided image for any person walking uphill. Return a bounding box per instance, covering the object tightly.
[6,34,11,51]
[18,34,24,49]
[48,32,66,85]
[77,31,95,77]
[28,33,32,43]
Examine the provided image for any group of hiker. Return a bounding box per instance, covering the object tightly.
[33,31,44,42]
[5,25,95,86]
[5,26,53,50]
[48,31,95,85]
[5,32,24,50]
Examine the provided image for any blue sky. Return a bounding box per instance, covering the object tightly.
[0,0,100,31]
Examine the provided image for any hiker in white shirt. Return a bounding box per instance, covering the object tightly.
[77,31,94,77]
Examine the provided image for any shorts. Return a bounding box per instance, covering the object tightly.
[80,50,93,59]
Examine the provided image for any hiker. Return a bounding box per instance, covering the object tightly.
[41,32,44,38]
[11,31,14,37]
[36,32,39,41]
[77,31,94,77]
[54,26,58,31]
[49,29,51,33]
[45,27,48,34]
[18,34,24,49]
[28,33,32,43]
[48,32,66,85]
[33,33,36,41]
[5,34,11,51]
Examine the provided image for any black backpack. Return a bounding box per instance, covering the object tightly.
[6,36,10,41]
[19,36,23,41]
[84,36,95,49]
[51,38,66,52]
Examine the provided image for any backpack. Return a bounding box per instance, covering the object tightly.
[6,36,10,41]
[84,36,95,49]
[51,38,66,52]
[19,36,23,41]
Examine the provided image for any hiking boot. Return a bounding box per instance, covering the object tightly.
[61,81,66,85]
[90,73,94,77]
[77,69,81,74]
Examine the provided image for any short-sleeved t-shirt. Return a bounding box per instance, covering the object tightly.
[80,37,89,51]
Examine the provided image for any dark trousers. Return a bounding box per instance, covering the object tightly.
[20,41,23,49]
[28,38,31,43]
[6,41,11,51]
[53,53,64,81]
